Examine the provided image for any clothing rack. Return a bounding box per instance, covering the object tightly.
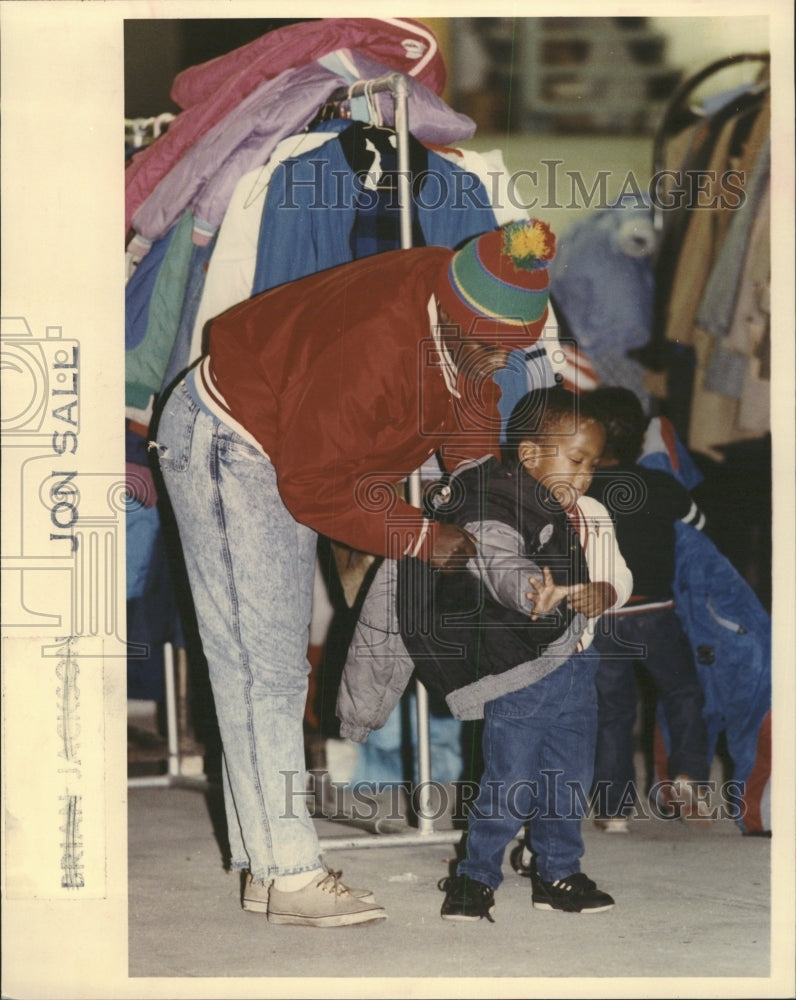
[126,72,459,845]
[125,113,176,150]
[317,72,459,850]
[651,52,770,233]
[639,51,770,442]
[326,73,414,251]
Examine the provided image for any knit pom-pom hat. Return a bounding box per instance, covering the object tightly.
[436,219,557,341]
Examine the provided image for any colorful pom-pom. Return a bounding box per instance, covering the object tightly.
[501,219,556,270]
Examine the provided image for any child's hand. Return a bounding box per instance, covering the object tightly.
[567,582,617,618]
[526,566,569,620]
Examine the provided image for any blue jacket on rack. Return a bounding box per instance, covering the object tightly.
[252,121,498,294]
[638,430,771,833]
[668,522,771,832]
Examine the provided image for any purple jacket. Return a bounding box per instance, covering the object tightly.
[130,62,344,246]
[130,51,476,249]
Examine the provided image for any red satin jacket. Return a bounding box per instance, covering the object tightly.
[208,247,509,560]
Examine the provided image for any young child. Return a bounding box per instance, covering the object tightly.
[429,387,633,919]
[584,386,710,829]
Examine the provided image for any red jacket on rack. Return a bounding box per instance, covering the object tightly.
[204,247,511,562]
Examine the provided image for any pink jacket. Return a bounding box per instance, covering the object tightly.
[125,18,445,231]
[129,50,475,249]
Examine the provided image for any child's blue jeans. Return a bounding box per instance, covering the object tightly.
[458,652,600,888]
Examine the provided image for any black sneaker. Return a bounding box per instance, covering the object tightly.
[532,872,615,913]
[439,874,495,922]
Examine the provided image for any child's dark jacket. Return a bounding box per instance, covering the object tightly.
[337,457,631,731]
[397,456,591,707]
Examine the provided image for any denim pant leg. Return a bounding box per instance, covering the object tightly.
[636,608,710,781]
[156,383,321,882]
[593,624,642,817]
[459,655,598,889]
[528,654,599,883]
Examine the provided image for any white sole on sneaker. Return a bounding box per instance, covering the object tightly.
[594,819,630,834]
[243,889,376,910]
[242,897,270,914]
[267,907,387,927]
[533,901,615,913]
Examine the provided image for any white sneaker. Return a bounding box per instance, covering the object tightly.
[594,816,630,834]
[267,869,387,927]
[242,874,272,913]
[242,869,375,913]
[671,775,714,824]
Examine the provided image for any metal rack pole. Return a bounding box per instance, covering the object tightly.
[319,72,450,850]
[650,52,769,233]
[128,642,207,789]
[392,70,437,836]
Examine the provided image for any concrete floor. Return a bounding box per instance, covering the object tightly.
[128,779,775,994]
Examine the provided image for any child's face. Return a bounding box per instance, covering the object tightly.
[519,418,605,509]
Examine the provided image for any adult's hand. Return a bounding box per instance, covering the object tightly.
[430,523,477,569]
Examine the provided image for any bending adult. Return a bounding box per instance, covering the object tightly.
[153,219,557,927]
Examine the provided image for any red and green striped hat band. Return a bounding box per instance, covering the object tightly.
[436,221,555,340]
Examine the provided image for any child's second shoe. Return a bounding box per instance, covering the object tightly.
[439,874,495,922]
[532,871,615,913]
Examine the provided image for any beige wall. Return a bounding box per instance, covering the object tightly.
[650,15,769,78]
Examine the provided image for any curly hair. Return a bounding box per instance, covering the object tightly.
[503,386,602,465]
[584,386,648,464]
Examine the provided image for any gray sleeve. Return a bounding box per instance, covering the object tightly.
[336,559,416,742]
[462,519,545,617]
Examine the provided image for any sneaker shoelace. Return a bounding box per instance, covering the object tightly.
[549,873,596,894]
[319,869,351,897]
[439,875,478,894]
[438,876,495,921]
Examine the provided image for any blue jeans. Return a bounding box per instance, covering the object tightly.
[458,653,599,888]
[155,382,321,882]
[592,607,709,817]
